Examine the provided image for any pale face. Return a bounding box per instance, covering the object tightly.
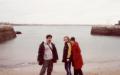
[64,37,69,42]
[46,37,52,44]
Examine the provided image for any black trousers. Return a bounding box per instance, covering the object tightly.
[74,69,83,75]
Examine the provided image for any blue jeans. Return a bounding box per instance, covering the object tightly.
[65,61,72,75]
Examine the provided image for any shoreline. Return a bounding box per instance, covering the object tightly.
[0,59,120,69]
[0,61,120,75]
[13,24,94,26]
[0,66,119,75]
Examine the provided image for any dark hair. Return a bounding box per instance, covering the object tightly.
[46,34,52,39]
[70,37,75,41]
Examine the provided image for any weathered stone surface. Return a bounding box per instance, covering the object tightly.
[91,25,120,36]
[0,25,16,43]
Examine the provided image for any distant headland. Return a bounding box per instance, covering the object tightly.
[0,25,16,43]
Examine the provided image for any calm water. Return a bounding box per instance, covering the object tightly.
[0,25,120,68]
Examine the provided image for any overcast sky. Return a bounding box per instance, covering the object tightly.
[0,0,120,24]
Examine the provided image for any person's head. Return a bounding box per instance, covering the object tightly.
[46,34,52,43]
[64,36,70,43]
[70,37,75,44]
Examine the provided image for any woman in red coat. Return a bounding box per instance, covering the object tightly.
[70,37,83,75]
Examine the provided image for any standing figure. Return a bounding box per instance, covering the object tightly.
[62,36,72,75]
[37,34,58,75]
[70,37,83,75]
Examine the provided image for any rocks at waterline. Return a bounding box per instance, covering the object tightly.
[0,25,16,43]
[15,31,22,34]
[91,25,120,36]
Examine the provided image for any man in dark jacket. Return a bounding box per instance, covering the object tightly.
[37,34,58,75]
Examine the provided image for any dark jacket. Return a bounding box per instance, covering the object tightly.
[37,42,58,65]
[62,42,72,62]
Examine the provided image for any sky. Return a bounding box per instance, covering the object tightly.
[0,0,120,24]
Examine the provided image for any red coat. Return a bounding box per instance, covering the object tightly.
[71,42,83,69]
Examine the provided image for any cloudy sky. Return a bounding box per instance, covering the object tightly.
[0,0,120,24]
